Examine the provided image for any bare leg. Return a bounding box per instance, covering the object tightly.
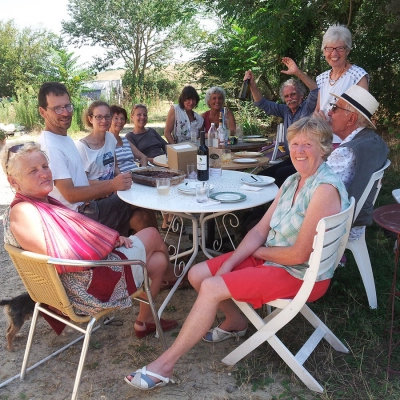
[133,228,169,324]
[130,209,158,233]
[126,262,247,383]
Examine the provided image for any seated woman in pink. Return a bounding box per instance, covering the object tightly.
[2,142,177,338]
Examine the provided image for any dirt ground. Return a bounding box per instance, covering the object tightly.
[0,136,316,400]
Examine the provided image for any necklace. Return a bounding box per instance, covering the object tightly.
[329,63,347,86]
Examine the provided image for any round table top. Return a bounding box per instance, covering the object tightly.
[152,154,270,170]
[118,169,278,213]
[372,204,400,234]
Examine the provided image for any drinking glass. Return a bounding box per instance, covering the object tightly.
[221,149,231,164]
[187,164,197,180]
[156,178,170,195]
[196,182,210,203]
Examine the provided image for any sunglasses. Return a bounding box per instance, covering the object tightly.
[6,142,35,172]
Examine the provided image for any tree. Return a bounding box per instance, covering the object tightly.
[194,0,400,125]
[0,20,62,97]
[62,0,202,94]
[43,49,95,99]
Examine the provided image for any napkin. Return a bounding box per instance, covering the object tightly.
[240,184,263,192]
[198,199,221,207]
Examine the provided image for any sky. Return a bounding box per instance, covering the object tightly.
[1,0,107,66]
[0,0,213,68]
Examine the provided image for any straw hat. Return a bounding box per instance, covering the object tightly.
[330,85,379,128]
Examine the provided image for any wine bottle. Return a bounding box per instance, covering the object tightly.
[238,79,250,100]
[197,130,209,181]
[208,123,218,148]
[217,111,225,147]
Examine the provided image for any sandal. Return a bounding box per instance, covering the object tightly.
[202,323,247,343]
[124,366,174,390]
[134,318,178,339]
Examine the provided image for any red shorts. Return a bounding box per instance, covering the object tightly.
[206,252,330,309]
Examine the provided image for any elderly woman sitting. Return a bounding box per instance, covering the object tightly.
[201,86,236,136]
[2,142,177,338]
[124,116,350,390]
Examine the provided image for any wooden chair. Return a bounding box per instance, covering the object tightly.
[345,159,391,309]
[222,198,355,393]
[4,243,166,400]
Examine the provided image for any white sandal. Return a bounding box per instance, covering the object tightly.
[202,323,247,343]
[124,366,174,390]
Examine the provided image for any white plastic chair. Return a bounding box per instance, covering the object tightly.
[392,189,400,204]
[346,159,391,309]
[222,198,355,393]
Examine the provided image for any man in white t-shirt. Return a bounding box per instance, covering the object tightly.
[38,82,157,235]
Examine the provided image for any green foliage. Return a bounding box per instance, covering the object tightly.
[43,49,95,100]
[13,87,42,131]
[0,20,63,97]
[63,0,201,95]
[195,0,400,126]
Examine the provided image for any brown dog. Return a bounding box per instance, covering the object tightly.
[0,293,35,351]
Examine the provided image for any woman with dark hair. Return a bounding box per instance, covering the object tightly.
[164,86,204,144]
[109,105,148,172]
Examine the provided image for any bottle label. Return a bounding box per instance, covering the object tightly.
[212,138,219,148]
[197,155,207,170]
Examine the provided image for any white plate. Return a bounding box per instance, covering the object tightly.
[178,182,214,194]
[233,158,258,163]
[235,151,263,158]
[210,192,246,203]
[243,135,262,138]
[240,175,275,186]
[243,138,270,143]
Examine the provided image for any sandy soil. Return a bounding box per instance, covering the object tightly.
[0,136,315,400]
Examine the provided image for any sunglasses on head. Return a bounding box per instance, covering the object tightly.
[6,142,35,172]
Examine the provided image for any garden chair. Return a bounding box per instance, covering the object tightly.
[3,243,166,400]
[345,159,391,309]
[222,198,355,393]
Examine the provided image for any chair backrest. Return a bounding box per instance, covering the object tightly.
[292,197,355,307]
[4,243,89,322]
[353,159,390,223]
[271,123,284,162]
[392,188,400,204]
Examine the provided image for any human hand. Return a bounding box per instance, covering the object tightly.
[114,236,133,249]
[215,260,235,276]
[281,57,299,76]
[112,172,132,191]
[243,70,255,83]
[313,109,329,122]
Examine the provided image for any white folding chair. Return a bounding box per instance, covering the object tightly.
[392,188,400,204]
[222,198,355,393]
[346,159,391,309]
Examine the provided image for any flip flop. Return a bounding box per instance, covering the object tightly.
[124,366,174,390]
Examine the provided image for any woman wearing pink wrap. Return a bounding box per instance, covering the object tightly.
[1,142,177,338]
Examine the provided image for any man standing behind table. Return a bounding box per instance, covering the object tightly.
[320,85,389,240]
[37,82,153,236]
[243,57,318,187]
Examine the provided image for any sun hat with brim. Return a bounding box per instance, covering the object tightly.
[330,85,379,128]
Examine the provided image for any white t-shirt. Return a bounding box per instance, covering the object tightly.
[39,131,89,210]
[75,132,117,181]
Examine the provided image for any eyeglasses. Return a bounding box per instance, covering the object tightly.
[46,104,74,114]
[6,142,35,172]
[91,115,112,121]
[324,46,347,53]
[329,103,352,113]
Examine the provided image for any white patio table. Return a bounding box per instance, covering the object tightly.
[118,169,278,318]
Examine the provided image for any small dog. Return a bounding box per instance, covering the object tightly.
[0,292,35,351]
